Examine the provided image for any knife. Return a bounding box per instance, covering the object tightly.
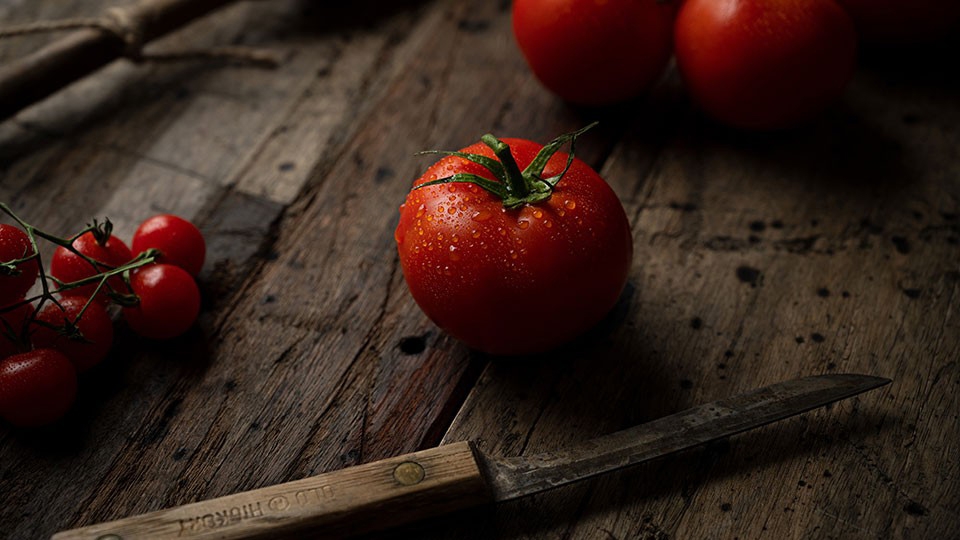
[53,373,889,540]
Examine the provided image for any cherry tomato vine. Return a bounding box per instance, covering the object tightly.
[0,203,205,427]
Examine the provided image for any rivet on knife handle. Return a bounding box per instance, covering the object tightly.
[53,373,889,539]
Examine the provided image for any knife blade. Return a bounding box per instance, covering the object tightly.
[53,373,889,540]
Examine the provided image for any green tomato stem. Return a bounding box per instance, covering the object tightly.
[415,124,597,211]
[481,134,529,198]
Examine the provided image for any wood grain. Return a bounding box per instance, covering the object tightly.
[53,441,489,539]
[1,0,958,539]
[420,45,960,540]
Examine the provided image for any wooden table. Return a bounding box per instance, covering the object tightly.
[2,1,958,538]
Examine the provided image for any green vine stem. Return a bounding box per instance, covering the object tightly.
[0,202,157,352]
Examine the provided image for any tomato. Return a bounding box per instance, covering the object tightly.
[0,349,77,427]
[122,264,200,339]
[0,224,39,306]
[835,0,960,44]
[1,302,33,359]
[512,0,675,105]
[131,214,206,277]
[674,0,857,130]
[50,231,133,302]
[31,296,114,372]
[395,127,633,355]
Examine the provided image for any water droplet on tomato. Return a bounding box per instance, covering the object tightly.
[564,200,576,210]
[532,209,543,219]
[518,220,529,230]
[451,234,459,243]
[544,220,552,228]
[415,204,425,218]
[437,205,444,214]
[437,233,444,241]
[472,210,492,222]
[509,250,517,260]
[471,230,480,239]
[426,214,434,222]
[448,206,456,215]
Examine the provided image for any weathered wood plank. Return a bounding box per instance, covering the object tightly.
[422,50,960,540]
[0,0,506,538]
[2,1,958,539]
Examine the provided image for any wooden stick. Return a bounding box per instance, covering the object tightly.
[0,0,239,122]
[52,441,492,540]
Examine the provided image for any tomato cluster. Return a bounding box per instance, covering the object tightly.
[512,0,958,129]
[0,213,205,427]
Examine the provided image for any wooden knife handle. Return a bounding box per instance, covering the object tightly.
[52,441,490,540]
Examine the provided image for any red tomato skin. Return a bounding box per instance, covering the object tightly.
[836,0,960,44]
[396,139,633,355]
[50,232,133,302]
[32,297,114,372]
[675,0,857,130]
[131,214,206,277]
[512,0,675,105]
[1,302,34,358]
[0,349,77,427]
[0,224,39,306]
[122,264,200,340]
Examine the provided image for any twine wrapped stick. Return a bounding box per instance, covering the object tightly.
[0,0,281,122]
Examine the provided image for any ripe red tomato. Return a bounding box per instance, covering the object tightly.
[0,349,77,427]
[675,0,857,130]
[395,129,633,355]
[836,0,960,44]
[512,0,675,105]
[123,264,200,340]
[31,297,114,372]
[50,231,133,302]
[1,302,34,359]
[131,214,206,277]
[0,224,39,305]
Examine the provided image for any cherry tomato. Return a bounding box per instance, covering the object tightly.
[675,0,857,130]
[122,264,200,340]
[0,224,39,306]
[512,0,675,105]
[131,214,206,277]
[836,0,960,44]
[50,231,133,302]
[0,349,77,427]
[1,302,33,359]
[395,128,633,355]
[31,297,114,372]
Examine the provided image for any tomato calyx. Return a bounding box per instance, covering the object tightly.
[87,217,114,246]
[415,122,597,209]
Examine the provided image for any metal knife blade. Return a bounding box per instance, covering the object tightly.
[475,373,889,501]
